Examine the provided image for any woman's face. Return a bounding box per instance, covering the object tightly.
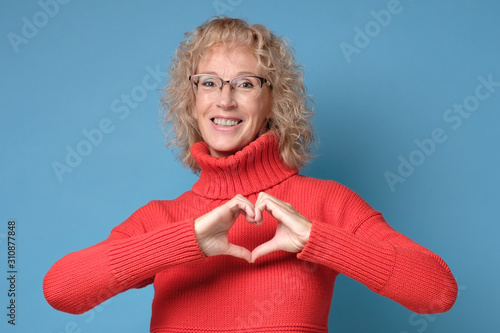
[193,44,272,158]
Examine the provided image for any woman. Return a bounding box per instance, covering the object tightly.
[44,17,457,332]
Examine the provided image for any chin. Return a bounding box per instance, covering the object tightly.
[211,145,241,158]
[208,139,249,157]
[205,128,263,157]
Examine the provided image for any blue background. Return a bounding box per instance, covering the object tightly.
[1,0,499,332]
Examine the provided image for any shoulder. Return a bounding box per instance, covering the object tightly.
[289,174,357,200]
[288,174,380,226]
[111,191,198,236]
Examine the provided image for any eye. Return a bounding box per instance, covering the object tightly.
[198,76,219,89]
[201,79,216,88]
[234,77,256,90]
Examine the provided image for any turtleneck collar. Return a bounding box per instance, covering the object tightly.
[190,134,298,199]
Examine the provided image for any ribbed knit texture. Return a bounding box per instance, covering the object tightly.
[191,134,298,199]
[43,134,457,332]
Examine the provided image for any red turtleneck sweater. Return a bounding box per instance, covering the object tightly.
[43,135,457,332]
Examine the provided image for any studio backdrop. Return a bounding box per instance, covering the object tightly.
[1,1,499,332]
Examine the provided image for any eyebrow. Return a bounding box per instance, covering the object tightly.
[198,71,260,78]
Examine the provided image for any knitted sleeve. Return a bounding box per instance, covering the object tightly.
[43,200,205,314]
[297,185,458,314]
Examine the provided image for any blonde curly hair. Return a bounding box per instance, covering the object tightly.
[161,17,314,171]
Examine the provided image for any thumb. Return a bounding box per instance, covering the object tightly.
[251,238,280,263]
[223,244,252,263]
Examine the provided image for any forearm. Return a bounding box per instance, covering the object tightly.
[297,217,457,313]
[43,221,205,314]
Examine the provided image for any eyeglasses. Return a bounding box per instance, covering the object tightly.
[189,74,271,99]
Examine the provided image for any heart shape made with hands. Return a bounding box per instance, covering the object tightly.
[194,192,312,263]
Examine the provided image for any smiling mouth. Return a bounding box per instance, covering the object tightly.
[211,118,242,127]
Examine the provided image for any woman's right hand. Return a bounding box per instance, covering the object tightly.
[194,194,256,262]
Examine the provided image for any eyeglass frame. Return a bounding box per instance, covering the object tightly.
[188,74,272,97]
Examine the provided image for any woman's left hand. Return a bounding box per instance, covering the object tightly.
[251,192,312,263]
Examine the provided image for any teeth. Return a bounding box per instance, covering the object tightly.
[212,118,240,127]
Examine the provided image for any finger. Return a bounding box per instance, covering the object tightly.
[255,192,288,224]
[223,243,252,263]
[228,195,256,219]
[243,212,257,225]
[228,194,259,224]
[254,193,312,246]
[251,238,280,263]
[257,192,306,227]
[255,191,281,205]
[254,192,272,223]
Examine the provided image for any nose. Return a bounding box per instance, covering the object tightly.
[215,83,237,110]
